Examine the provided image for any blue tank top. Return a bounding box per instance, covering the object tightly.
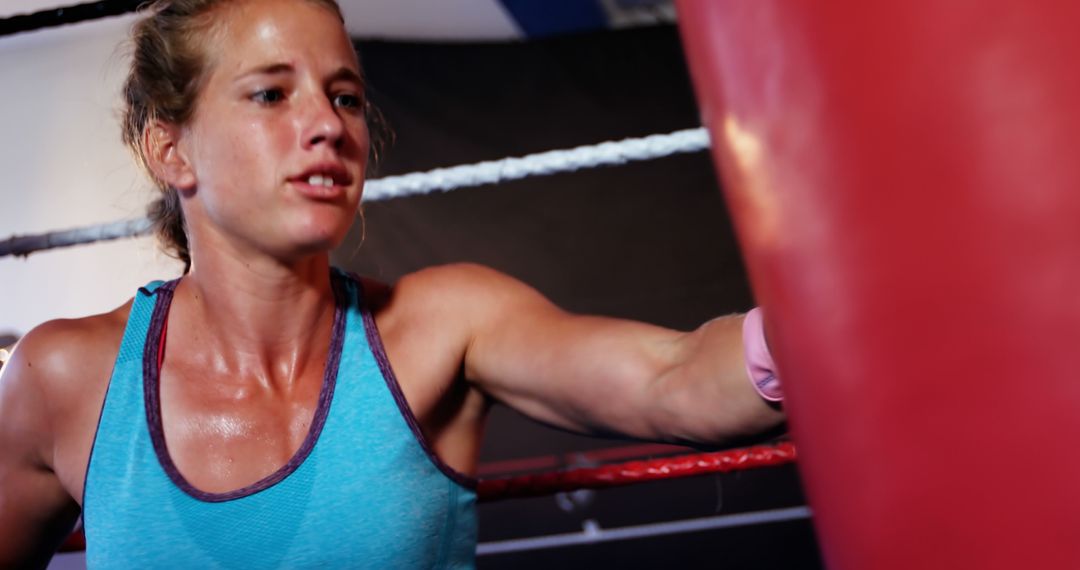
[82,270,477,568]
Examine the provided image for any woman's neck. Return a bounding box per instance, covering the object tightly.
[171,252,337,390]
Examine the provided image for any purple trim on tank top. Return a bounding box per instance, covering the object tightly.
[348,272,478,490]
[142,275,347,503]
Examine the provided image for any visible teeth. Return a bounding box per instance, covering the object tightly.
[305,174,336,188]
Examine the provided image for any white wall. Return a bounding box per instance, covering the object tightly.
[0,15,183,338]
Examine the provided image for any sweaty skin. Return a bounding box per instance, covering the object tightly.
[0,0,784,566]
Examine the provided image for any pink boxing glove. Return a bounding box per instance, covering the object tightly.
[742,307,782,402]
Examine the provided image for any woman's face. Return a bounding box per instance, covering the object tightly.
[177,0,369,262]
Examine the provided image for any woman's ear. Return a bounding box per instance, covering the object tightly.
[144,121,196,192]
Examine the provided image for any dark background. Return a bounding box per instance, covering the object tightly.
[336,26,824,568]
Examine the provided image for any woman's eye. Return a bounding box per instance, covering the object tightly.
[251,88,285,105]
[333,92,363,110]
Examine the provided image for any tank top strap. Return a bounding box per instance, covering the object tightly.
[112,279,173,365]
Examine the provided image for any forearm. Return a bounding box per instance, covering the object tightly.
[644,313,785,447]
[456,264,784,444]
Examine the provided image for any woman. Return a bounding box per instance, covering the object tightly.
[0,0,784,567]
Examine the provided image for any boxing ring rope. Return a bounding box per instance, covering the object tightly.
[60,441,800,554]
[0,0,141,38]
[0,128,709,259]
[0,218,153,260]
[476,506,811,556]
[478,441,796,502]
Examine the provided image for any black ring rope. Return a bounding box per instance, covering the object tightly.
[0,0,143,38]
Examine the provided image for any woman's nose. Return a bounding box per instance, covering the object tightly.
[302,95,345,149]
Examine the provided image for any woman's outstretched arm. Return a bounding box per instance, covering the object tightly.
[404,263,784,446]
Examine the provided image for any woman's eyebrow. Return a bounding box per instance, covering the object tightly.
[235,62,295,82]
[232,64,363,87]
[326,66,365,88]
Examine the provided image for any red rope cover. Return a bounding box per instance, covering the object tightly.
[477,441,797,502]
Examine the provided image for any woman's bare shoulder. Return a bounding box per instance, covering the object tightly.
[353,264,504,314]
[2,300,133,418]
[0,299,133,491]
[393,263,522,300]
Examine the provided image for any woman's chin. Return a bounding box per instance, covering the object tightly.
[290,216,353,248]
[292,228,351,256]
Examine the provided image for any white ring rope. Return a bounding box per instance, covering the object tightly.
[0,127,710,258]
[364,127,710,200]
[0,218,154,259]
[476,506,812,556]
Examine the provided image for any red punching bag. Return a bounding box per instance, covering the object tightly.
[676,1,1080,569]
